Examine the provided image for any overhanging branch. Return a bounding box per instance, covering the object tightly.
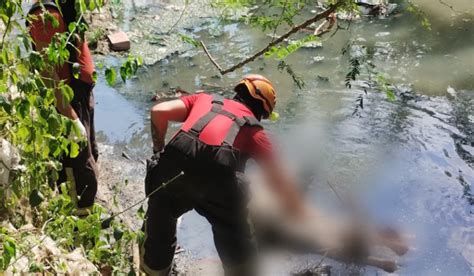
[201,2,343,75]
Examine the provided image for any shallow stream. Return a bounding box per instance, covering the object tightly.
[93,1,473,274]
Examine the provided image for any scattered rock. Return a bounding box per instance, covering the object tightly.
[0,138,21,186]
[447,86,457,98]
[108,31,131,51]
[122,151,133,161]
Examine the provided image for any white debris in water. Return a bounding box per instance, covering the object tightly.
[375,31,391,37]
[312,56,325,63]
[446,86,457,97]
[301,41,323,49]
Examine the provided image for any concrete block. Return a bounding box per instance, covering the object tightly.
[107,31,130,51]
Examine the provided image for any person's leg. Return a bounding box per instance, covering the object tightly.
[140,151,193,274]
[141,192,183,274]
[195,173,257,276]
[55,81,98,215]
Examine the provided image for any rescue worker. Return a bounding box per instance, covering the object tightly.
[142,74,306,275]
[28,0,99,215]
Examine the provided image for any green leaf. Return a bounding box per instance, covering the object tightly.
[105,67,116,86]
[386,89,396,101]
[44,12,59,28]
[269,111,280,122]
[0,96,11,114]
[29,189,44,207]
[180,34,200,48]
[120,66,127,82]
[92,71,98,82]
[70,141,80,158]
[88,0,96,11]
[76,219,88,232]
[60,84,74,104]
[47,114,62,136]
[136,56,143,66]
[68,22,76,34]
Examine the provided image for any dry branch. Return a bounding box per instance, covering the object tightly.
[201,2,343,75]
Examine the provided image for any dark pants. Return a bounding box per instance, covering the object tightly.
[142,148,256,272]
[57,79,99,209]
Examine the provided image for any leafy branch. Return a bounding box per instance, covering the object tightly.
[200,1,344,75]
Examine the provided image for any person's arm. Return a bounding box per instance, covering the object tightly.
[248,129,306,218]
[150,99,189,152]
[259,158,307,218]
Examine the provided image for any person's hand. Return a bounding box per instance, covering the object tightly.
[70,118,87,143]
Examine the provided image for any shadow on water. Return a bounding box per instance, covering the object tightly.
[93,0,473,274]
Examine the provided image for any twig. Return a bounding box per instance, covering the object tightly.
[314,247,330,269]
[101,171,185,227]
[326,181,345,205]
[0,16,12,49]
[0,159,10,171]
[6,217,54,269]
[200,41,223,73]
[438,0,461,14]
[271,0,290,43]
[201,2,343,75]
[314,13,337,36]
[166,1,189,35]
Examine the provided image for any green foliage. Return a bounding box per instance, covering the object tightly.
[342,41,398,102]
[44,188,139,273]
[180,34,200,48]
[105,55,142,85]
[105,67,117,86]
[277,60,304,89]
[265,35,319,60]
[0,0,140,272]
[0,235,17,271]
[376,73,396,101]
[405,1,431,30]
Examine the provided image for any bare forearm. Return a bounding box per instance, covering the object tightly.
[273,175,305,216]
[150,99,189,152]
[263,160,306,217]
[151,119,168,152]
[55,90,78,120]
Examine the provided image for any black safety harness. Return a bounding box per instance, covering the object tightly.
[166,94,262,172]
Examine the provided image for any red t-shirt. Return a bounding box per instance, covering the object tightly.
[180,93,274,161]
[29,6,95,84]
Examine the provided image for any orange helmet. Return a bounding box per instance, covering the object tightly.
[237,74,276,118]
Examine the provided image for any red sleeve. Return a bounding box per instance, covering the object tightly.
[180,93,203,110]
[246,128,275,161]
[29,7,66,50]
[29,7,70,82]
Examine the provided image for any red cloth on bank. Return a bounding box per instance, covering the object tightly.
[180,93,274,161]
[29,6,95,84]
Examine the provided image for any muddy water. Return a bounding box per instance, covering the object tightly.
[94,0,473,274]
